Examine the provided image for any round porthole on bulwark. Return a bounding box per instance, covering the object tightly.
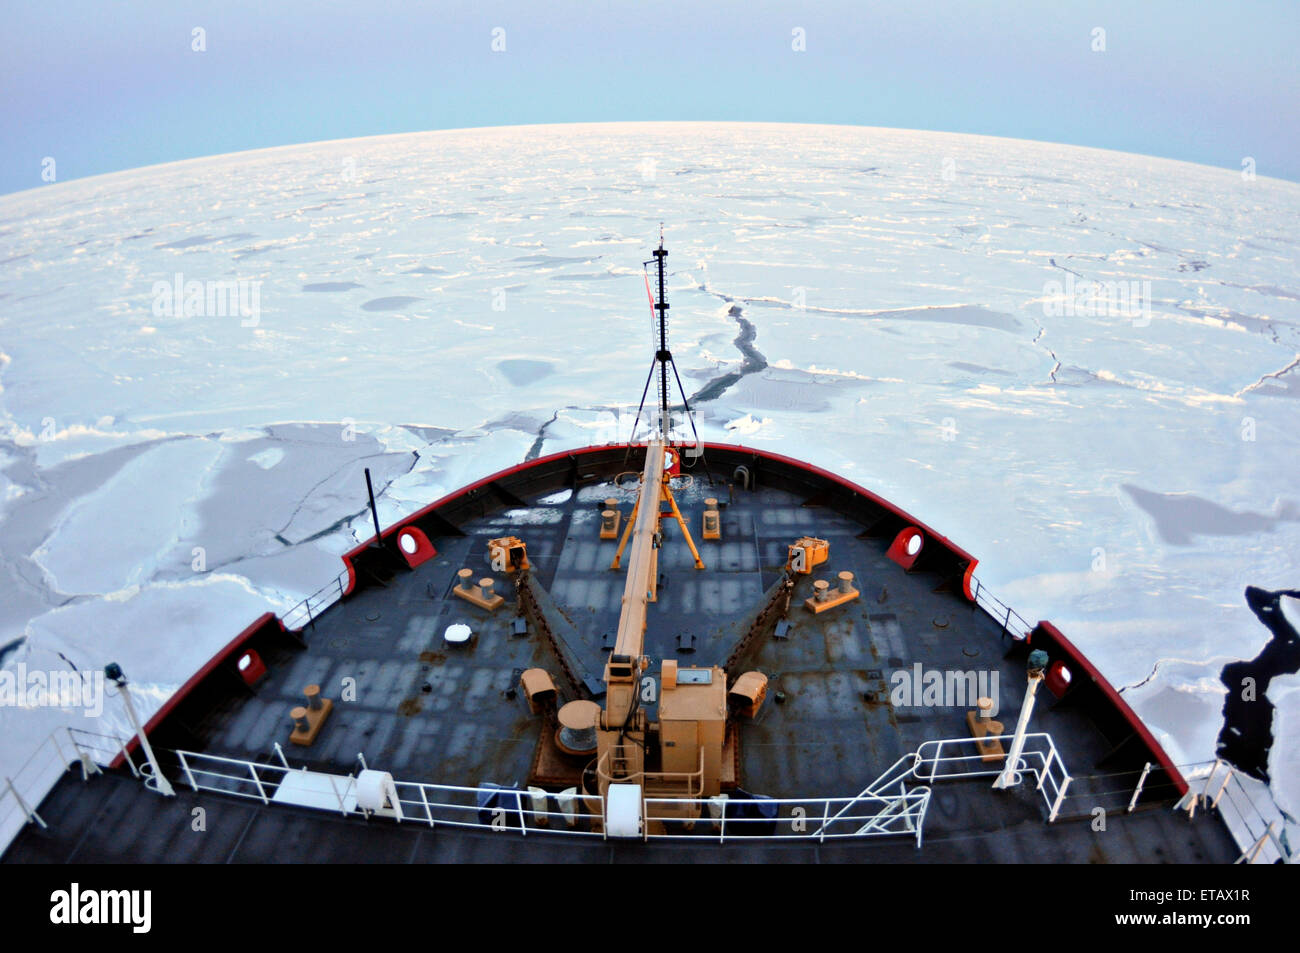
[933,614,949,629]
[366,610,381,622]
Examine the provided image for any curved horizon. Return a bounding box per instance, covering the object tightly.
[6,120,1300,207]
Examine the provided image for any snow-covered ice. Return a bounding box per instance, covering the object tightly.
[1,122,1297,850]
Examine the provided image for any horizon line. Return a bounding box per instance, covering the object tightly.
[4,119,1297,204]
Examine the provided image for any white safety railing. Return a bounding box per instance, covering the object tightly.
[19,726,1287,862]
[168,742,1295,861]
[280,569,351,633]
[643,789,931,845]
[969,575,1035,641]
[0,726,137,855]
[1177,759,1293,864]
[169,735,1075,847]
[913,732,1073,822]
[173,747,608,837]
[811,753,922,836]
[171,745,935,844]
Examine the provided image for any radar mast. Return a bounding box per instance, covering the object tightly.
[628,226,705,454]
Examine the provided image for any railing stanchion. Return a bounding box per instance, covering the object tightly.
[328,774,346,816]
[418,784,435,828]
[64,730,98,781]
[5,777,47,830]
[1210,764,1234,809]
[179,752,199,792]
[249,763,270,804]
[1128,762,1152,813]
[1049,775,1071,822]
[1235,822,1274,864]
[1200,758,1221,811]
[1038,743,1055,791]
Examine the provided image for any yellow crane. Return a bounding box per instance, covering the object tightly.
[596,439,725,809]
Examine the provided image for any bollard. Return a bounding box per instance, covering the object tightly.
[453,567,504,611]
[290,684,334,745]
[702,499,721,540]
[600,499,621,540]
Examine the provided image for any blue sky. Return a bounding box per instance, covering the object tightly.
[2,0,1298,195]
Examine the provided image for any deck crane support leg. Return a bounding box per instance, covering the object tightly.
[661,480,705,570]
[610,493,641,571]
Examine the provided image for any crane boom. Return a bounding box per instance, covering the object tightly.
[615,439,665,658]
[603,439,666,727]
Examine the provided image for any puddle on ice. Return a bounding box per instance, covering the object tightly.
[497,359,556,387]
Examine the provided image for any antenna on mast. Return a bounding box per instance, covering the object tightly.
[652,225,670,437]
[626,228,709,477]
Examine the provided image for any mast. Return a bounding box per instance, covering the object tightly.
[653,230,670,437]
[628,226,707,463]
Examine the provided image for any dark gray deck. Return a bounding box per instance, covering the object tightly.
[3,471,1242,863]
